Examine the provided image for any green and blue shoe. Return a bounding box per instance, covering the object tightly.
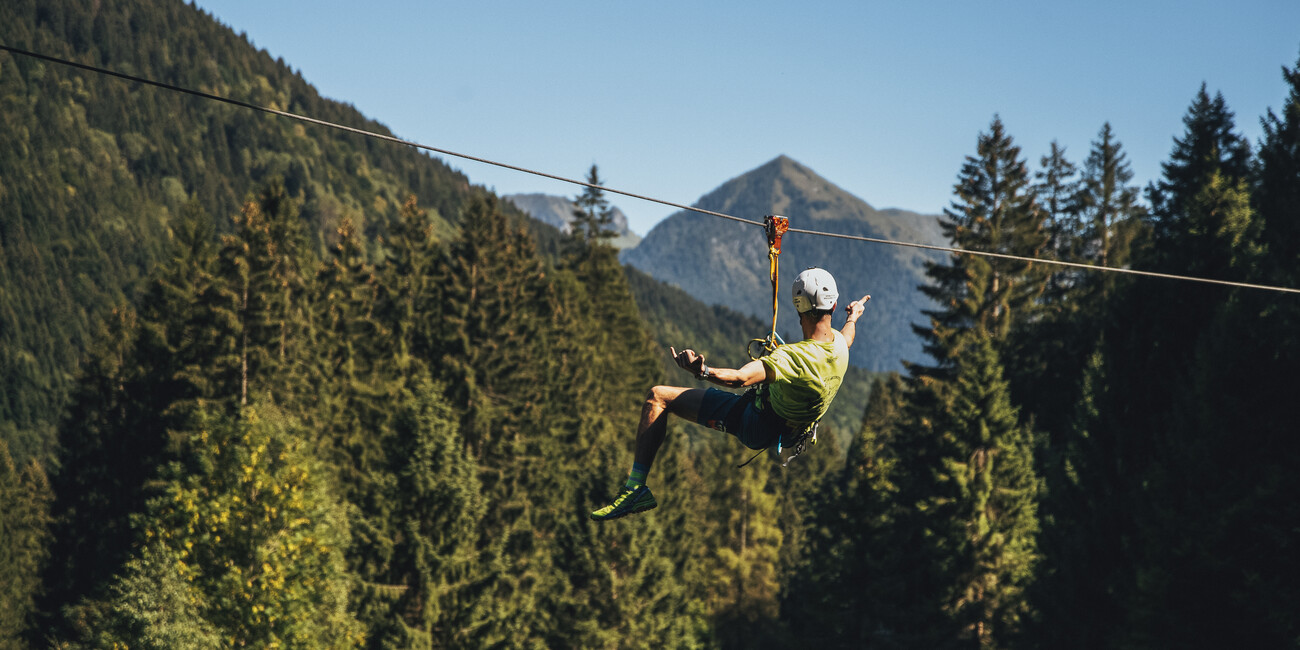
[590,484,657,521]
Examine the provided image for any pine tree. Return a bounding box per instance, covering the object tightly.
[949,336,1040,647]
[874,117,1046,648]
[133,200,236,432]
[559,165,660,450]
[1114,174,1265,648]
[61,544,221,649]
[1077,123,1145,283]
[704,456,786,647]
[1027,349,1127,649]
[1145,84,1252,271]
[929,116,1050,346]
[1113,84,1256,432]
[1015,142,1087,437]
[540,172,696,645]
[1256,49,1300,286]
[570,164,618,242]
[311,214,417,643]
[44,201,223,631]
[134,405,364,647]
[378,196,440,366]
[216,179,317,409]
[897,333,1041,649]
[416,191,709,646]
[43,307,156,623]
[46,179,330,639]
[350,195,487,643]
[1034,141,1083,298]
[382,375,486,647]
[0,441,52,648]
[314,215,397,486]
[1127,63,1300,644]
[428,196,553,472]
[548,263,709,647]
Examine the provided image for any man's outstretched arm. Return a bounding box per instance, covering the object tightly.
[841,295,870,349]
[670,347,771,388]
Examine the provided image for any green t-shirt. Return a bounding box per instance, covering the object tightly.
[759,330,849,423]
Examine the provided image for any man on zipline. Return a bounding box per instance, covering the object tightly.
[591,267,869,521]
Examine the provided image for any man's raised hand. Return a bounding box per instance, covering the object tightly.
[845,294,871,322]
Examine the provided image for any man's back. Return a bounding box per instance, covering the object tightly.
[760,329,849,423]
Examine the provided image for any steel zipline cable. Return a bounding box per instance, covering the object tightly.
[0,44,754,226]
[4,42,1299,296]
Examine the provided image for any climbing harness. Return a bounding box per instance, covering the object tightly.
[747,215,790,360]
[774,421,819,468]
[736,422,819,468]
[736,384,820,468]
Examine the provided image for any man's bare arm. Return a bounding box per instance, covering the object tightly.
[670,347,772,388]
[701,358,771,388]
[841,295,871,349]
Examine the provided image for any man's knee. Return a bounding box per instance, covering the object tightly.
[646,385,677,408]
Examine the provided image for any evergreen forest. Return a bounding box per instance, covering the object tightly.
[3,1,1300,648]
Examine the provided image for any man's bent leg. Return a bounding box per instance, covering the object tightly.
[634,386,706,472]
[591,386,705,522]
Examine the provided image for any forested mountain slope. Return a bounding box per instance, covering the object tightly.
[0,0,532,462]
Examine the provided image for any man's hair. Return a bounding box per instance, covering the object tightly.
[800,307,834,320]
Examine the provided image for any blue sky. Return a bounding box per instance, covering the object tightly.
[194,1,1300,236]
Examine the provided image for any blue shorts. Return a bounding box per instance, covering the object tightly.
[696,388,793,450]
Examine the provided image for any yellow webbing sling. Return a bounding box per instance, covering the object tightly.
[747,215,790,360]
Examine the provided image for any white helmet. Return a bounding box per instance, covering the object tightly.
[791,267,838,313]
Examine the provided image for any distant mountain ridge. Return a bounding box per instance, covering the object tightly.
[504,193,641,249]
[621,156,946,372]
